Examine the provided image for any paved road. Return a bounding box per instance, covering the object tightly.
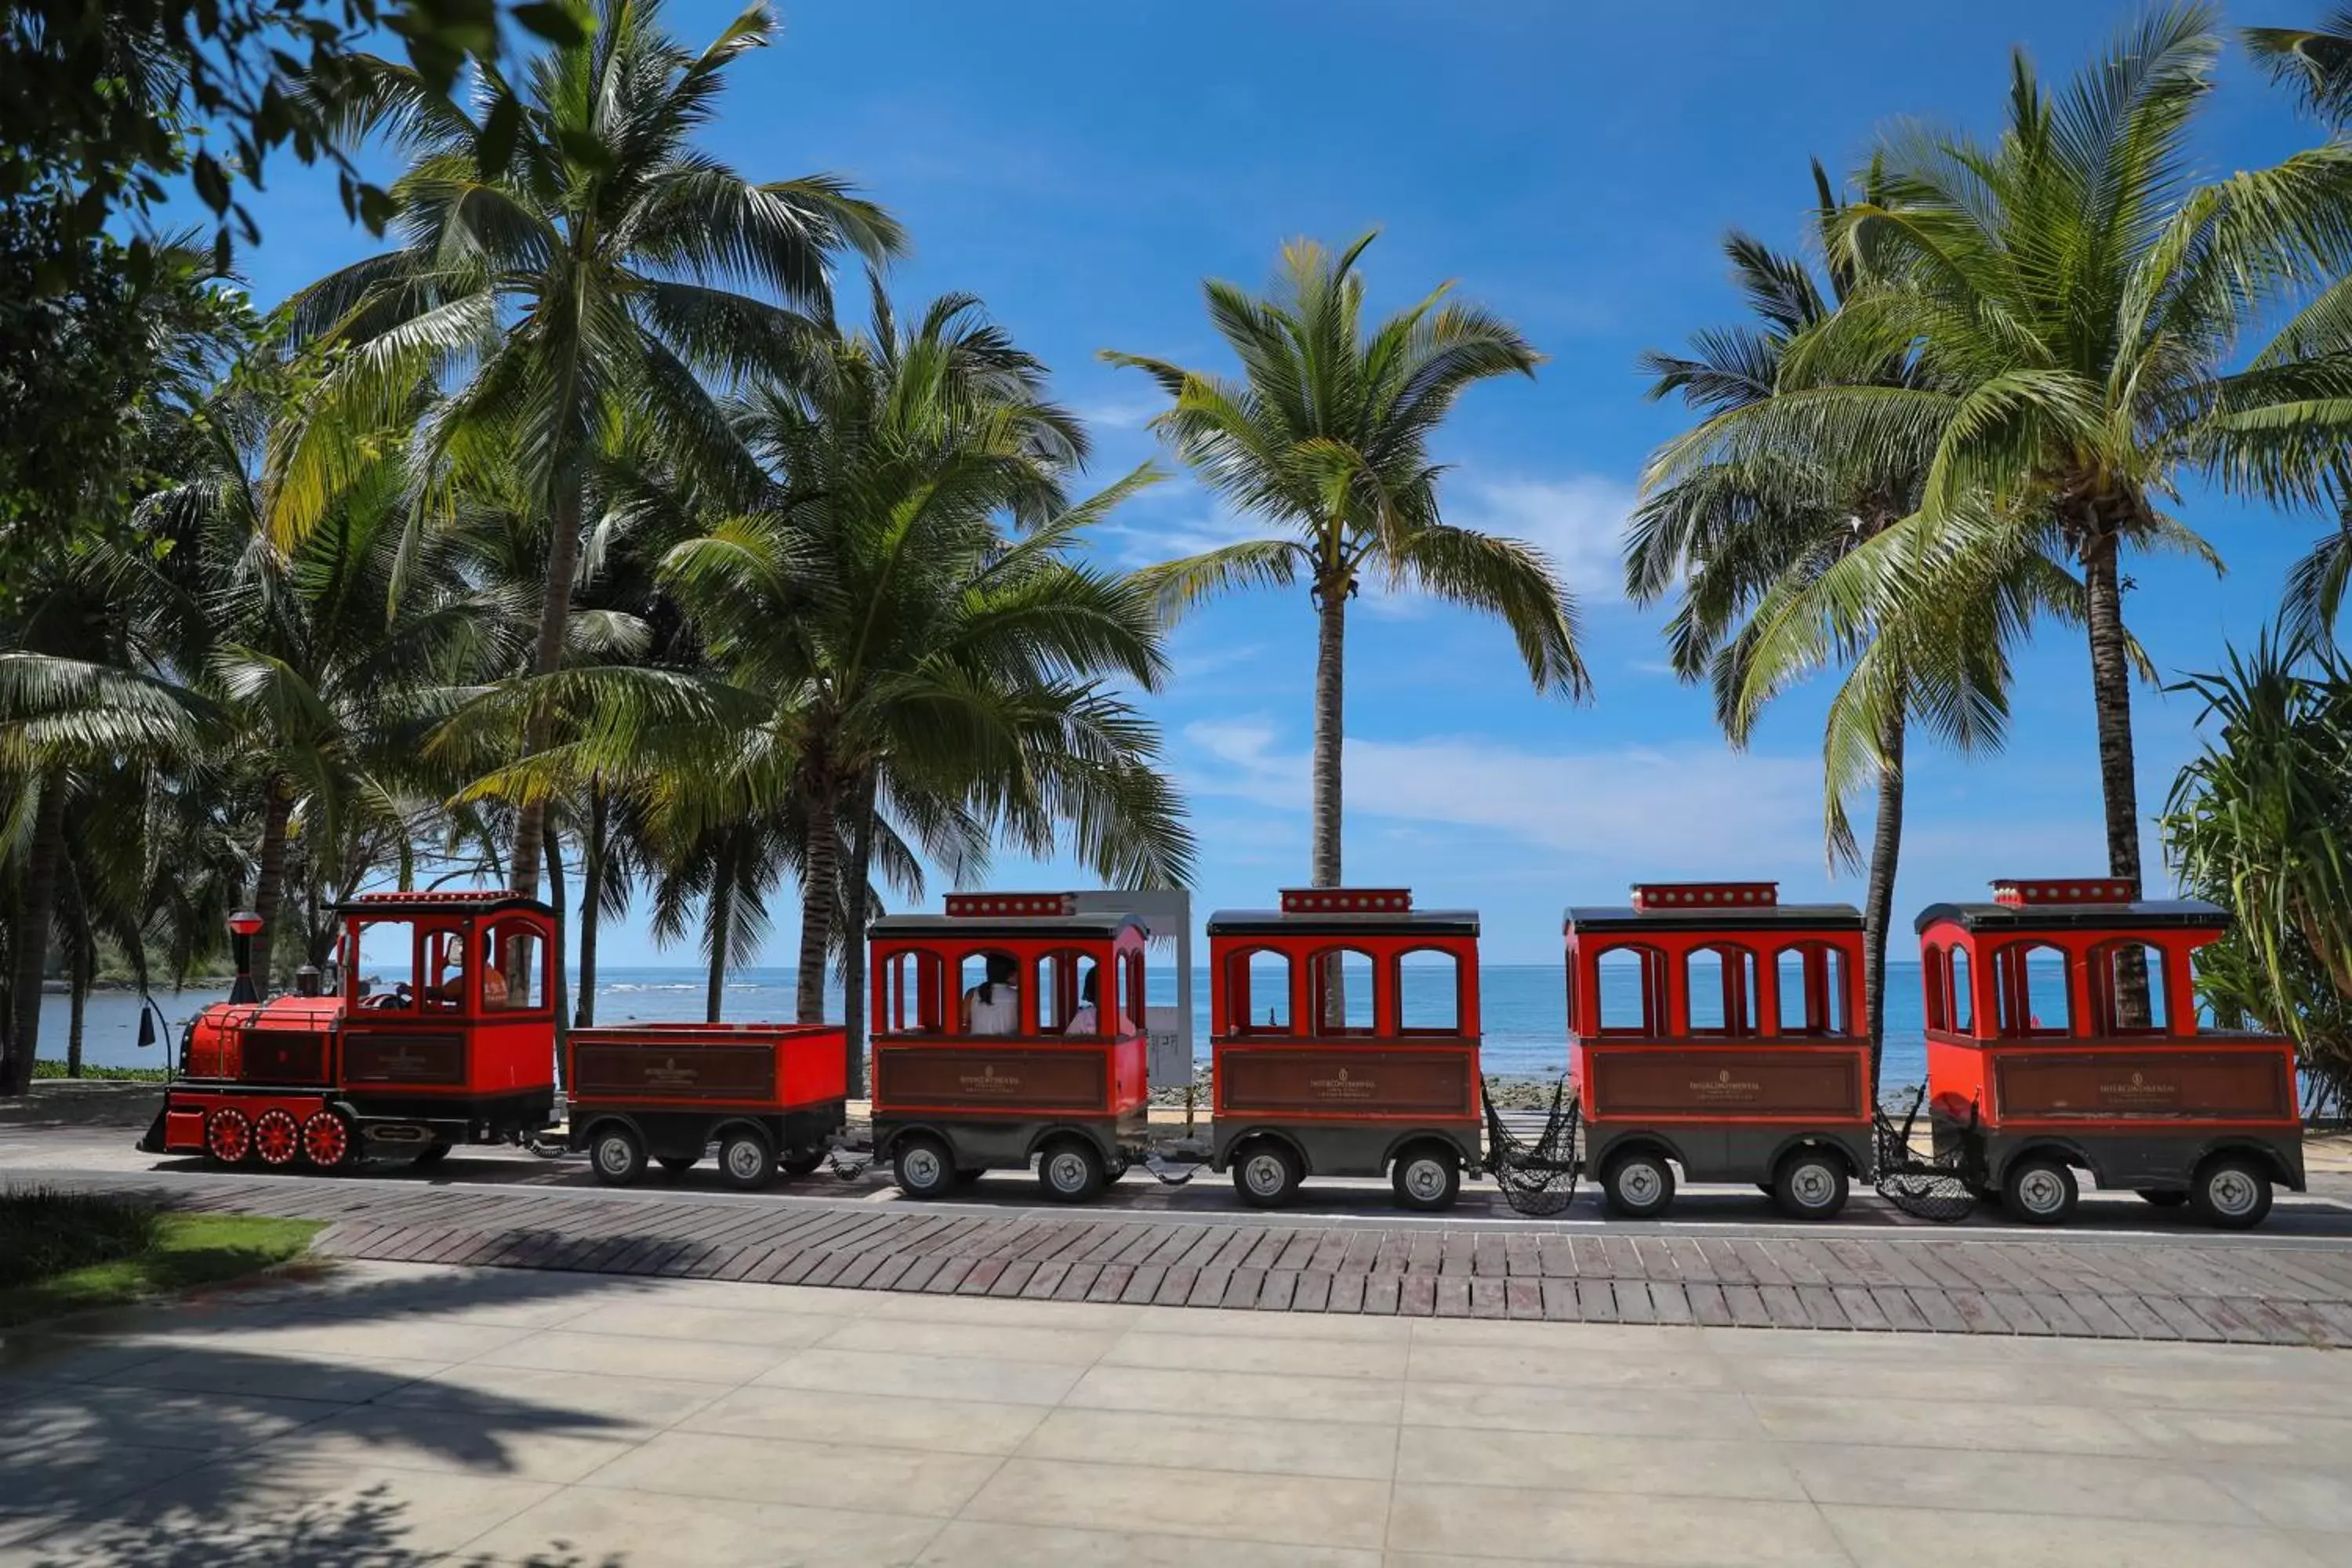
[13,1122,2352,1345]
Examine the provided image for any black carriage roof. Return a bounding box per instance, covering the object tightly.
[1915,898,2227,935]
[1206,909,1480,937]
[869,912,1146,941]
[334,890,555,920]
[1564,902,1863,933]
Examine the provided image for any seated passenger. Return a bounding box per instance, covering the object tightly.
[1063,971,1133,1036]
[960,954,1021,1036]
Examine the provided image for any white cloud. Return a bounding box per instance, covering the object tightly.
[1446,474,1639,601]
[1073,396,1167,432]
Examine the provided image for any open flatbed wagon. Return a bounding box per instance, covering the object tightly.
[1567,882,1873,1220]
[1208,888,1485,1211]
[1919,878,2303,1228]
[565,1021,848,1190]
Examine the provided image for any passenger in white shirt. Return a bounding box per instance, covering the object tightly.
[961,954,1022,1036]
[1063,970,1133,1036]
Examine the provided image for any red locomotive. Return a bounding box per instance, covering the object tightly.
[1208,888,1483,1210]
[1566,882,1873,1219]
[1919,878,2303,1228]
[868,892,1152,1202]
[564,1022,848,1190]
[143,891,562,1168]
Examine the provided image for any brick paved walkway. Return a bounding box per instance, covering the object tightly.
[33,1170,2352,1347]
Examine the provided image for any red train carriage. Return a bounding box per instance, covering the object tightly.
[1567,882,1872,1220]
[142,891,560,1169]
[869,893,1152,1203]
[1919,878,2303,1229]
[564,1022,849,1190]
[1207,889,1483,1211]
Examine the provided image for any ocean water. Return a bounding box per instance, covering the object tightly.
[41,960,1937,1091]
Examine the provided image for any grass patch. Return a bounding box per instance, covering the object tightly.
[31,1062,171,1083]
[0,1188,321,1328]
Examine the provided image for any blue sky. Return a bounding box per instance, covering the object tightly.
[215,2,2338,965]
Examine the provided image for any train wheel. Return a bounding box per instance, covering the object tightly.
[2190,1157,2272,1231]
[250,1109,302,1168]
[590,1125,648,1187]
[300,1110,353,1171]
[2001,1156,2078,1226]
[1038,1138,1106,1204]
[204,1108,252,1166]
[2136,1189,2189,1208]
[1599,1149,1675,1219]
[1771,1149,1849,1221]
[658,1155,699,1176]
[719,1130,777,1192]
[1232,1141,1301,1210]
[1392,1145,1461,1212]
[780,1150,828,1178]
[893,1134,958,1200]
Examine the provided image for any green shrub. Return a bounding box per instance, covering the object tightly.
[0,1188,163,1289]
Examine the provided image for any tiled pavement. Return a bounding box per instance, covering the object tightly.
[5,1258,2351,1566]
[27,1167,2352,1345]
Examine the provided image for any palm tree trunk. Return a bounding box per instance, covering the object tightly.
[66,938,91,1080]
[545,823,568,1042]
[797,789,840,1025]
[251,772,294,995]
[2082,538,2151,1026]
[1310,585,1347,888]
[575,782,606,1028]
[706,833,735,1025]
[1861,709,1906,1086]
[510,486,585,902]
[2,764,68,1096]
[840,772,877,1098]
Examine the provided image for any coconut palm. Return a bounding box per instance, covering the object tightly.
[1105,233,1587,888]
[2247,8,2352,125]
[280,0,904,914]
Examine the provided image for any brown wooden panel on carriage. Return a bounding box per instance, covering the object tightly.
[571,1042,776,1102]
[874,1044,1109,1111]
[341,1032,469,1086]
[1584,1046,1865,1119]
[238,1030,331,1086]
[1218,1046,1476,1117]
[1991,1049,2296,1121]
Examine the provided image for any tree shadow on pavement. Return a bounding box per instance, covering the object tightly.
[20,1485,626,1568]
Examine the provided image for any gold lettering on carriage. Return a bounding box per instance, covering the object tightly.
[959,1064,1023,1096]
[642,1056,699,1088]
[2098,1069,2176,1105]
[1310,1065,1377,1102]
[1690,1067,1762,1102]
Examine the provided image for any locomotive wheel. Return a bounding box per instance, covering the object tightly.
[204,1107,253,1167]
[2136,1189,2189,1208]
[1599,1149,1675,1219]
[718,1129,777,1192]
[1771,1149,1849,1221]
[1038,1138,1107,1204]
[893,1134,959,1200]
[2189,1157,2272,1231]
[251,1109,302,1168]
[590,1125,648,1187]
[779,1150,828,1178]
[2001,1156,2078,1225]
[1392,1145,1461,1212]
[658,1155,699,1176]
[1232,1140,1301,1210]
[300,1110,353,1171]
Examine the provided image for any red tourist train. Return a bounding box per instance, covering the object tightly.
[141,875,2307,1229]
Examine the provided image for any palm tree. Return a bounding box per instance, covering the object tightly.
[1632,167,2055,1071]
[2246,8,2352,125]
[1105,233,1587,888]
[281,0,904,913]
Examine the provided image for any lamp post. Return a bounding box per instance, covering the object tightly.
[227,909,263,1004]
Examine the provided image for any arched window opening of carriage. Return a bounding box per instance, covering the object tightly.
[1686,942,1762,1037]
[881,950,946,1034]
[958,949,1026,1036]
[419,925,466,1014]
[1947,946,1975,1033]
[1309,948,1379,1036]
[1774,942,1849,1036]
[1120,947,1145,1037]
[483,918,546,1013]
[1035,949,1098,1034]
[1396,949,1463,1036]
[1594,944,1670,1036]
[2087,941,2170,1036]
[1922,943,1951,1033]
[1226,948,1293,1036]
[1991,941,2072,1038]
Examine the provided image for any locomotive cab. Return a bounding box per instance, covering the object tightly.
[1566,882,1873,1221]
[1207,888,1483,1211]
[1919,878,2302,1228]
[868,892,1153,1203]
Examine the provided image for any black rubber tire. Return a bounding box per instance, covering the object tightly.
[892,1134,959,1200]
[2189,1156,2273,1231]
[1600,1148,1675,1219]
[1038,1137,1108,1204]
[2136,1189,2190,1208]
[1232,1140,1302,1210]
[1391,1144,1461,1212]
[1771,1148,1849,1221]
[658,1155,699,1176]
[779,1150,828,1178]
[590,1124,647,1187]
[410,1140,452,1170]
[717,1129,777,1192]
[2001,1156,2078,1226]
